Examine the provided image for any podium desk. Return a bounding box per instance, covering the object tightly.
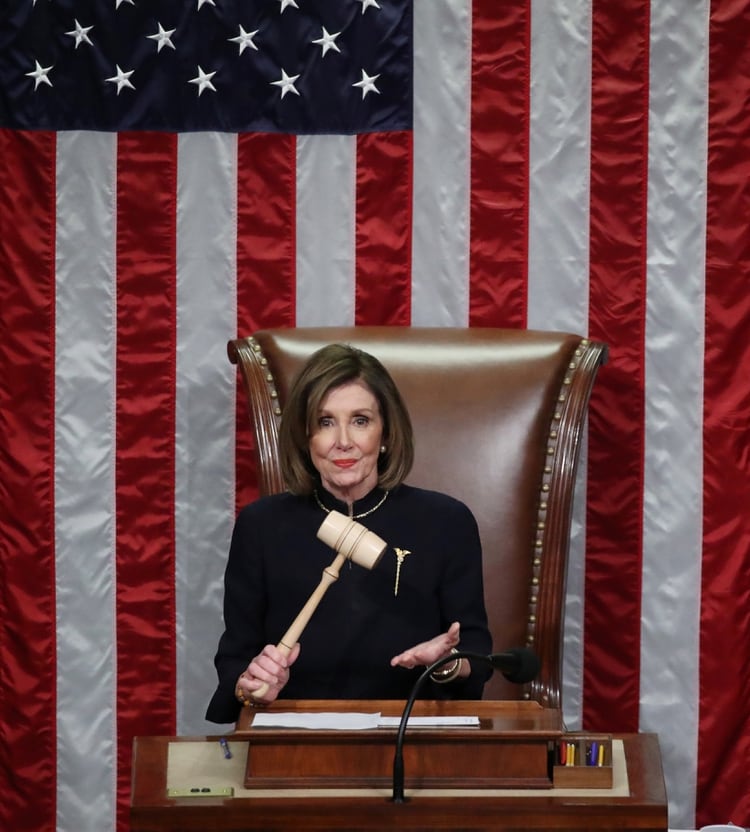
[131,700,668,831]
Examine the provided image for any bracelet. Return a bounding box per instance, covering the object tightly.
[235,682,268,709]
[430,648,462,684]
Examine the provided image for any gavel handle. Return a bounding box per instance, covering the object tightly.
[251,552,347,700]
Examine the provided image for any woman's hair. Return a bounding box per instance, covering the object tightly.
[278,343,414,495]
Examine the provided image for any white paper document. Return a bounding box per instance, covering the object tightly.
[251,712,480,730]
[377,715,480,728]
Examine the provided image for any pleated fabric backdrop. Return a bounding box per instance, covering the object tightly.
[1,1,749,830]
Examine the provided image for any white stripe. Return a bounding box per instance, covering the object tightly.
[175,133,239,733]
[411,0,471,326]
[296,135,356,325]
[527,0,591,332]
[641,2,708,827]
[527,0,593,730]
[55,131,117,832]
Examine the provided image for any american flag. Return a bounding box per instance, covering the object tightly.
[1,0,411,132]
[2,1,749,830]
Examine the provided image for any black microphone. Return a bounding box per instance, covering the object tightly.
[391,647,540,803]
[483,647,540,684]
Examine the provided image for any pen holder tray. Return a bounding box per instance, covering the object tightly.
[552,734,613,789]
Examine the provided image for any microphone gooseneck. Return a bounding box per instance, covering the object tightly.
[391,647,540,803]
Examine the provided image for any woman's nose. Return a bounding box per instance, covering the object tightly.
[335,425,352,447]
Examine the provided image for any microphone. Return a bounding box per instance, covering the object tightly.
[483,647,541,685]
[391,647,540,803]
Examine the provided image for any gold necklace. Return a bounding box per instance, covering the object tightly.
[313,489,389,520]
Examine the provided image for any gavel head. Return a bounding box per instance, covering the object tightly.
[316,510,388,570]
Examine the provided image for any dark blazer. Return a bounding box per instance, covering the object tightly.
[206,484,492,723]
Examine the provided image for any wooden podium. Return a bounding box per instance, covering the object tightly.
[130,700,668,831]
[238,699,564,790]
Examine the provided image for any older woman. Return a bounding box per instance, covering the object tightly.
[206,343,491,724]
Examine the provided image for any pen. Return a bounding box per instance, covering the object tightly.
[588,741,598,766]
[219,737,232,759]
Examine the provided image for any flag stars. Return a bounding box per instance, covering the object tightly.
[279,0,299,12]
[189,66,217,96]
[312,27,341,57]
[115,0,135,8]
[26,60,53,90]
[271,69,300,99]
[105,65,135,94]
[197,0,216,7]
[229,25,259,54]
[65,20,94,49]
[147,23,176,52]
[353,69,380,98]
[357,0,381,12]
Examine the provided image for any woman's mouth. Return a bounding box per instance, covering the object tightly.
[333,459,357,469]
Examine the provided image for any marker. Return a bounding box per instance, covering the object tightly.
[588,741,598,766]
[219,737,232,759]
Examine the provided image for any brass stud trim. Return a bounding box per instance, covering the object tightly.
[526,336,587,665]
[249,337,281,421]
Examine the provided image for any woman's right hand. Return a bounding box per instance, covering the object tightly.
[235,642,301,706]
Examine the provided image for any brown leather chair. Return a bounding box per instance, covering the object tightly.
[228,327,607,706]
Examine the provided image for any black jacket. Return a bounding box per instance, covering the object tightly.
[206,484,492,723]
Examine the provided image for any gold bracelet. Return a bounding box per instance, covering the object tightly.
[235,683,268,709]
[430,648,461,684]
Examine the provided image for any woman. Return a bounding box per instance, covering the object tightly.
[206,343,492,723]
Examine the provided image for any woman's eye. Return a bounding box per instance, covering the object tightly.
[353,416,370,427]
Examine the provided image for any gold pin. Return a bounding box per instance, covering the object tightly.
[394,548,411,597]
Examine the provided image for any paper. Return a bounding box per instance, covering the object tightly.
[377,715,480,728]
[250,712,480,730]
[251,712,381,730]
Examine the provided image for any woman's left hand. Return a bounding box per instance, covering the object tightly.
[390,621,469,677]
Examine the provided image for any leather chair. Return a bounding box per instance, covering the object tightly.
[228,327,607,706]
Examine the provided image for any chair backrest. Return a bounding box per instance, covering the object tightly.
[228,327,607,705]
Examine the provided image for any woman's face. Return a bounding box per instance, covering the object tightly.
[308,379,384,503]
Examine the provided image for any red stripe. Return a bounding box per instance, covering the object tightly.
[114,133,178,831]
[355,131,412,325]
[235,134,297,507]
[469,0,530,327]
[698,2,750,825]
[0,129,57,832]
[583,1,650,734]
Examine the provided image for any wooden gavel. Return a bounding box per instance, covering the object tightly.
[250,510,388,700]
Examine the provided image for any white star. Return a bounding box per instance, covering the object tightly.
[197,0,216,7]
[115,0,135,8]
[353,69,380,99]
[105,65,135,94]
[147,23,176,52]
[229,25,259,55]
[357,0,380,12]
[271,69,300,99]
[26,60,53,90]
[312,27,341,57]
[279,0,299,11]
[65,20,94,48]
[189,66,217,96]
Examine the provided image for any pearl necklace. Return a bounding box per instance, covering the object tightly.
[313,489,389,520]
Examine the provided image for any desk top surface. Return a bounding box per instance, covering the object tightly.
[131,701,668,831]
